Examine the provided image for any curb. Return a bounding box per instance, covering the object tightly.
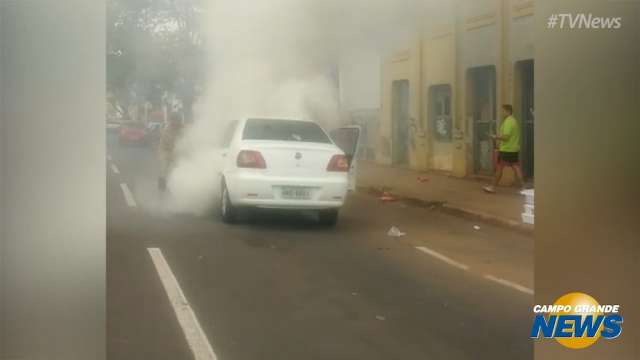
[440,203,533,234]
[357,186,534,235]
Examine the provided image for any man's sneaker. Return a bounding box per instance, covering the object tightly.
[483,186,496,194]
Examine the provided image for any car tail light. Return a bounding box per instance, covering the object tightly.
[237,150,267,169]
[327,154,349,172]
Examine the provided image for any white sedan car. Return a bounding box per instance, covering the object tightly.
[218,117,359,226]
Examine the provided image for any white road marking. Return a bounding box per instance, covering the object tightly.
[484,274,533,295]
[110,163,120,174]
[119,183,137,208]
[147,248,218,360]
[415,246,469,271]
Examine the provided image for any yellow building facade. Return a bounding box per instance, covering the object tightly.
[378,0,535,180]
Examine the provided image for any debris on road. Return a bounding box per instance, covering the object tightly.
[376,315,386,321]
[473,225,481,230]
[387,226,406,237]
[417,176,430,183]
[520,189,535,224]
[380,191,397,202]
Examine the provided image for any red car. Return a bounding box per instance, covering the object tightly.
[118,122,148,145]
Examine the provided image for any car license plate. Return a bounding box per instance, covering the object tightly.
[281,187,311,200]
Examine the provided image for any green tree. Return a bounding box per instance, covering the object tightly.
[107,0,205,120]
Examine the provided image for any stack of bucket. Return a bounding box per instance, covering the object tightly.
[521,189,534,224]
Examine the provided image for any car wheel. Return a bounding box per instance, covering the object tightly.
[220,181,236,223]
[318,209,339,226]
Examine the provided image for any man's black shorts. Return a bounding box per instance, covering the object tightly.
[498,151,519,164]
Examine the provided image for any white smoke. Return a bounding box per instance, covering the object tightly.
[164,0,448,215]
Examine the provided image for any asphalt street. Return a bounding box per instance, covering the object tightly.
[106,134,534,360]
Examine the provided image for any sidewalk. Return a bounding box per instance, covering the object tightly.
[356,161,533,232]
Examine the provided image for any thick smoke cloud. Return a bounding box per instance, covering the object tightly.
[164,0,447,215]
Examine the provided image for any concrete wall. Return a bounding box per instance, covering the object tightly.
[508,1,535,63]
[379,44,427,168]
[378,0,506,175]
[454,0,501,177]
[375,0,536,180]
[422,27,456,171]
[507,0,535,109]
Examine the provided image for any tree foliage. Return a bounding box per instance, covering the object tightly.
[107,0,205,119]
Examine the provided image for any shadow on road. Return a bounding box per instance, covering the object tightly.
[237,209,333,231]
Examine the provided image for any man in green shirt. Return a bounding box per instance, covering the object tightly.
[483,104,524,193]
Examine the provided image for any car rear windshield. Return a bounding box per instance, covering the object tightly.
[242,119,331,143]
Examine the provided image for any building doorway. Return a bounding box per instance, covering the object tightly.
[391,80,410,165]
[467,66,497,175]
[516,60,534,180]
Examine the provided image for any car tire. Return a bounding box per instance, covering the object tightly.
[220,181,237,224]
[318,209,339,226]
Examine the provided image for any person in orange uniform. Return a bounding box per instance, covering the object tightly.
[158,112,184,190]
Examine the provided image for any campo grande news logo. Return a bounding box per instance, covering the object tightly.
[531,292,623,349]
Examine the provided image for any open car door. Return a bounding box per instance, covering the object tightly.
[329,125,361,191]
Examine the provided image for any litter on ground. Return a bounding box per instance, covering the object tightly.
[380,191,397,202]
[387,226,406,237]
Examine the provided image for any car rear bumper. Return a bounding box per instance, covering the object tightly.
[225,171,348,210]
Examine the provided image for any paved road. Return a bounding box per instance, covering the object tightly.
[107,134,533,360]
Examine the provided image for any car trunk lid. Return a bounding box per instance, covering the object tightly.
[241,141,341,177]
